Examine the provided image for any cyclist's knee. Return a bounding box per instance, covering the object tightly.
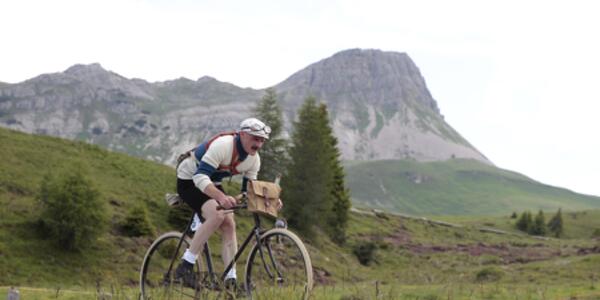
[202,200,226,223]
[204,210,226,224]
[221,214,235,230]
[214,210,227,223]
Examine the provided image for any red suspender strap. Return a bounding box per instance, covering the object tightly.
[207,131,240,175]
[229,140,240,175]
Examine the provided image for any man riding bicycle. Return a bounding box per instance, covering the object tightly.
[174,117,282,290]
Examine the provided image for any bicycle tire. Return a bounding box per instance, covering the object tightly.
[139,231,203,299]
[244,228,313,300]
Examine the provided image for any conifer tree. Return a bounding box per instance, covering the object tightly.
[548,208,564,237]
[282,96,334,237]
[253,88,287,181]
[318,104,351,244]
[516,211,532,232]
[529,210,547,236]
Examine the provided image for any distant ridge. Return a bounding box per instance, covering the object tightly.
[0,48,487,164]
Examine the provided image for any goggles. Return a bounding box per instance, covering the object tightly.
[241,124,271,135]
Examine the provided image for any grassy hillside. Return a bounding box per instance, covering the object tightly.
[0,127,178,286]
[3,127,600,299]
[345,159,600,216]
[437,209,600,240]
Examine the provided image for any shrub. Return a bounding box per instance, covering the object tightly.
[515,211,532,232]
[475,266,504,282]
[38,168,107,251]
[480,255,502,265]
[167,204,194,229]
[548,208,564,238]
[353,241,378,266]
[121,204,154,237]
[529,210,547,236]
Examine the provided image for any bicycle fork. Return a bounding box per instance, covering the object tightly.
[254,217,284,284]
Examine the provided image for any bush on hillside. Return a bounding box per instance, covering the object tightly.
[167,204,194,229]
[38,167,107,251]
[475,266,504,282]
[548,208,564,238]
[121,204,154,237]
[515,211,532,232]
[529,210,547,236]
[353,241,378,266]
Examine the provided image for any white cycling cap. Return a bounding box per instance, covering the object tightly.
[239,118,271,139]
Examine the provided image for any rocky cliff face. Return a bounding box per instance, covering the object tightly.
[0,49,489,165]
[275,49,488,162]
[0,64,261,162]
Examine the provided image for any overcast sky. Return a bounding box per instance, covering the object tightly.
[2,0,599,197]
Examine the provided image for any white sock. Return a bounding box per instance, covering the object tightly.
[182,249,197,264]
[225,266,237,280]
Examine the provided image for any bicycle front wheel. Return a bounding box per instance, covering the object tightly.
[139,231,202,299]
[245,228,313,300]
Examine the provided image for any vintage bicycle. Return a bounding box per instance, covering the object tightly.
[139,192,313,299]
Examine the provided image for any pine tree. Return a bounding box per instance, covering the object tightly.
[529,210,547,236]
[318,104,351,244]
[253,88,287,181]
[547,208,564,237]
[282,96,334,237]
[515,211,532,232]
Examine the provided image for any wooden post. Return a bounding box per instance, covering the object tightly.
[7,287,20,300]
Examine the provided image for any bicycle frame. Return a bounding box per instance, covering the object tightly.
[172,209,277,288]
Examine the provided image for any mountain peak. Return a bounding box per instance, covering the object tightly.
[330,48,407,59]
[197,75,217,83]
[64,63,108,76]
[277,48,438,114]
[59,63,139,92]
[62,63,129,86]
[274,48,487,162]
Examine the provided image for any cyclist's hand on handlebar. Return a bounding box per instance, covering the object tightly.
[217,195,237,209]
[234,193,246,201]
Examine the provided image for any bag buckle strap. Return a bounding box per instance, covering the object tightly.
[262,187,270,208]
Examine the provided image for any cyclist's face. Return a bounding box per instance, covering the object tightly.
[240,132,266,155]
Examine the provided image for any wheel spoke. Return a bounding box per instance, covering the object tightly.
[245,229,313,299]
[140,232,203,299]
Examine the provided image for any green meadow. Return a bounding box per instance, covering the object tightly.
[2,127,600,299]
[345,159,600,216]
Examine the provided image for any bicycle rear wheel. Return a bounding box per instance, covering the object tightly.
[245,228,313,299]
[139,231,202,299]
